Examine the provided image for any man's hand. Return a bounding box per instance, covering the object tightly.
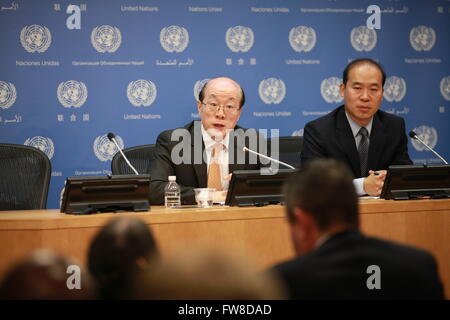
[363,170,387,196]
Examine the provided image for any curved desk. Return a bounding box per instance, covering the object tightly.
[0,198,449,298]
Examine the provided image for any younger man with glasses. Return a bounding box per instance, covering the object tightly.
[149,77,267,205]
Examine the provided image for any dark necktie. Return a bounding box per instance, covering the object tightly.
[358,127,369,177]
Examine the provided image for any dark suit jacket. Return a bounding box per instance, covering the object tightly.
[149,121,267,205]
[301,105,413,178]
[272,230,444,300]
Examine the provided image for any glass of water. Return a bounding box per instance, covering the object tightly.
[194,188,216,208]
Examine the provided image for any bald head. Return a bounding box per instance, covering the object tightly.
[198,77,245,107]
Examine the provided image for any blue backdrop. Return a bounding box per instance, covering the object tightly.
[1,0,449,208]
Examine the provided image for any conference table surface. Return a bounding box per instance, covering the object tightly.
[0,198,449,299]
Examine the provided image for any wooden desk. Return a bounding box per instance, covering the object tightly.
[0,198,449,298]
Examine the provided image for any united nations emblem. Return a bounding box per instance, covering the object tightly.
[292,129,304,137]
[57,80,88,108]
[193,79,210,100]
[127,80,157,107]
[0,81,17,110]
[321,77,343,103]
[289,26,316,52]
[225,26,254,53]
[350,26,377,52]
[409,26,435,52]
[411,126,438,151]
[258,78,286,104]
[91,25,122,53]
[20,25,52,53]
[383,76,407,102]
[440,76,450,101]
[24,136,55,159]
[93,134,124,162]
[160,25,189,53]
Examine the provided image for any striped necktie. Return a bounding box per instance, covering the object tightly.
[358,127,369,177]
[207,143,223,191]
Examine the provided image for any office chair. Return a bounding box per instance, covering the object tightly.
[111,144,156,175]
[0,143,51,210]
[268,136,303,168]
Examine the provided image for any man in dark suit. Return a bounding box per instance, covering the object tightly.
[271,159,444,300]
[301,58,412,196]
[149,77,267,205]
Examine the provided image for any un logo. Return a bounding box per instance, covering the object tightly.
[93,134,124,162]
[24,136,55,160]
[350,26,377,52]
[440,76,450,101]
[0,81,17,110]
[410,26,435,52]
[383,76,407,102]
[258,78,286,104]
[91,25,122,53]
[321,77,343,103]
[411,126,438,151]
[160,26,189,53]
[292,129,304,137]
[57,80,88,108]
[193,79,210,100]
[127,80,157,107]
[289,26,316,52]
[20,25,52,53]
[225,26,254,53]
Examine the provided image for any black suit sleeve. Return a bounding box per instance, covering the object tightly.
[149,130,196,205]
[391,118,413,165]
[300,122,327,166]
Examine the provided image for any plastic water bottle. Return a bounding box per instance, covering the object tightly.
[164,176,181,208]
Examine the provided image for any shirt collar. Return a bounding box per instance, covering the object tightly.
[201,124,229,151]
[344,110,373,138]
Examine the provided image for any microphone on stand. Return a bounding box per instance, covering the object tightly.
[409,131,448,164]
[242,146,296,170]
[107,132,140,175]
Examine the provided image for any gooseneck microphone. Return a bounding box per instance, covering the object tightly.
[409,131,448,164]
[242,146,296,170]
[107,132,140,175]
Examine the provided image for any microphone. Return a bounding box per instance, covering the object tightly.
[242,146,296,170]
[107,132,140,175]
[409,131,448,164]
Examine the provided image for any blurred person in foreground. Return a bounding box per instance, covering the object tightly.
[271,159,444,299]
[0,249,95,299]
[88,216,158,299]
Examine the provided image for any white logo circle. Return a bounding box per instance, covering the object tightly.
[289,26,316,52]
[127,80,157,107]
[24,136,55,159]
[321,77,343,103]
[93,134,124,162]
[409,26,436,52]
[440,76,450,101]
[292,129,304,137]
[258,78,286,104]
[20,25,52,53]
[193,79,210,101]
[411,126,438,151]
[383,76,407,102]
[225,26,254,53]
[0,81,17,109]
[57,80,88,108]
[160,25,189,53]
[91,25,122,53]
[350,26,377,52]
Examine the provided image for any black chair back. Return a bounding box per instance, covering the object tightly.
[268,136,303,168]
[111,144,156,175]
[0,143,51,210]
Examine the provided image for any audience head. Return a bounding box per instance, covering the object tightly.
[130,246,285,300]
[0,249,95,299]
[283,159,359,255]
[88,216,158,299]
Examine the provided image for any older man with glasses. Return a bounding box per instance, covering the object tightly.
[149,77,268,205]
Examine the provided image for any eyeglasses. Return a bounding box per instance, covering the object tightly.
[201,102,241,115]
